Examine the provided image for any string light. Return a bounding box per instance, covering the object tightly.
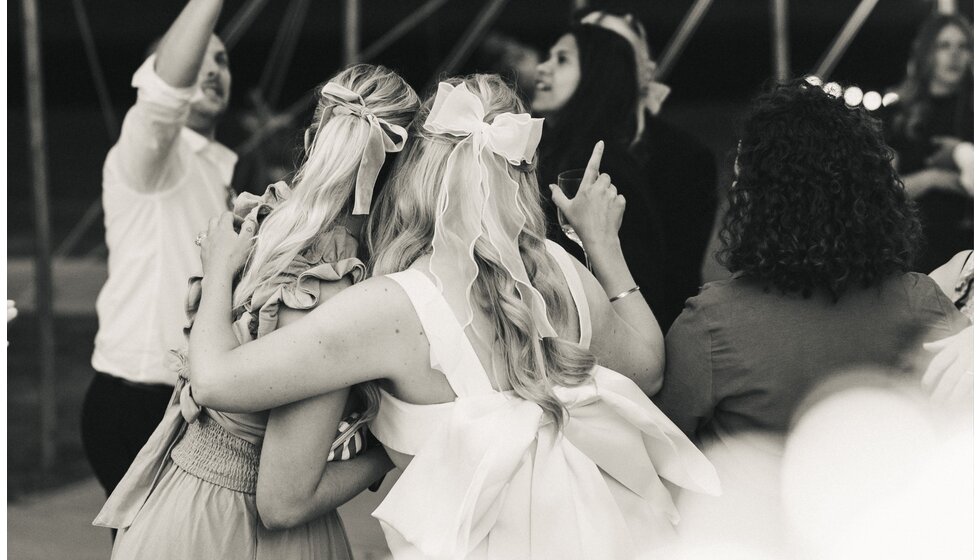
[862,90,882,111]
[803,76,891,112]
[843,86,863,106]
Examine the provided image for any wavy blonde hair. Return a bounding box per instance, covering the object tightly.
[369,74,595,427]
[235,64,419,421]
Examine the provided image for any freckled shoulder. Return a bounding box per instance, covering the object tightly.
[322,275,425,339]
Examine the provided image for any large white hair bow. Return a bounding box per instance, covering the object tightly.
[423,82,557,339]
[316,82,408,215]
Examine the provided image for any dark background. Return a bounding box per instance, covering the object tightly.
[5,0,973,495]
[6,0,974,253]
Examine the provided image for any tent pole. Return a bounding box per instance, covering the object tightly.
[343,0,360,66]
[20,0,59,472]
[812,0,880,79]
[770,0,790,81]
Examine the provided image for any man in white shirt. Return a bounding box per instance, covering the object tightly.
[81,0,236,497]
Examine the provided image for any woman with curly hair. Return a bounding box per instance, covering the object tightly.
[653,78,969,446]
[882,13,973,272]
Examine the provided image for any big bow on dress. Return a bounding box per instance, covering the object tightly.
[317,82,408,215]
[424,82,556,339]
[372,367,721,560]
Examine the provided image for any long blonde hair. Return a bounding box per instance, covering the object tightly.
[236,64,419,420]
[369,74,595,427]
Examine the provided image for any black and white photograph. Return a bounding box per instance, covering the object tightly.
[5,0,975,558]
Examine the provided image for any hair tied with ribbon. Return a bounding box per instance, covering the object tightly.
[312,81,409,215]
[422,82,557,340]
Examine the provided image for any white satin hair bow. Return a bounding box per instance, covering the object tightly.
[423,82,557,339]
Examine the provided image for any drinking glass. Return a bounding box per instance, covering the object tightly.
[557,168,590,269]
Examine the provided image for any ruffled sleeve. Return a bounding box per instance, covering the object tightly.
[247,224,366,338]
[182,181,367,342]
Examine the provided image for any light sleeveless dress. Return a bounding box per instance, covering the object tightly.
[369,241,721,560]
[95,183,366,559]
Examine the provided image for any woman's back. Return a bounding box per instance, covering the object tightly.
[371,241,590,465]
[368,241,720,559]
[655,272,969,444]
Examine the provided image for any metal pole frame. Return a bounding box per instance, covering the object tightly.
[358,0,451,62]
[429,0,510,83]
[258,0,311,108]
[220,0,274,50]
[21,0,59,472]
[811,0,880,79]
[343,0,360,66]
[770,0,790,82]
[653,0,715,82]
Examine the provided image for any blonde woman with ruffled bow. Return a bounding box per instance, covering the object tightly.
[189,75,720,559]
[94,64,419,560]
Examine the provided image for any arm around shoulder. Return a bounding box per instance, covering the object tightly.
[191,275,419,412]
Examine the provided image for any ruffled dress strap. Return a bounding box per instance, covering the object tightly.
[245,221,366,339]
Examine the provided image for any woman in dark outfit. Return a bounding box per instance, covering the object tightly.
[882,13,973,272]
[532,11,716,330]
[655,79,969,447]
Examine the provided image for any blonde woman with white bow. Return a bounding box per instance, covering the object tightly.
[94,64,419,560]
[189,74,720,559]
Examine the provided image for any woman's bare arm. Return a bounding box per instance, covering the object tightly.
[243,279,391,528]
[190,272,418,413]
[189,213,419,411]
[257,383,392,529]
[550,142,664,394]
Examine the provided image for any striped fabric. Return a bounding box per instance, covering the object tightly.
[326,411,370,462]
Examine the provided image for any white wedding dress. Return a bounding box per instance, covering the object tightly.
[369,242,720,559]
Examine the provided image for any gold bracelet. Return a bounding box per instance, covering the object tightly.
[609,285,641,302]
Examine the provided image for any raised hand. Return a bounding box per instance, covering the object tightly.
[549,141,626,254]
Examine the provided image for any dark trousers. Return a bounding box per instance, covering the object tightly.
[80,370,173,497]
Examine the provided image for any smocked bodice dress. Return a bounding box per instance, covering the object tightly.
[369,241,720,560]
[95,183,368,559]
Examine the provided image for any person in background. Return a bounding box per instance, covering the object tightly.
[920,249,973,405]
[655,79,969,447]
[882,13,973,273]
[929,249,973,322]
[475,33,541,105]
[81,0,236,498]
[533,10,717,331]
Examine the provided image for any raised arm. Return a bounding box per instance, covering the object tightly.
[154,0,224,88]
[109,0,225,192]
[189,213,416,412]
[550,141,665,394]
[255,306,393,529]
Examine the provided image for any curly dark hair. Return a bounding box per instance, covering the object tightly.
[718,78,922,300]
